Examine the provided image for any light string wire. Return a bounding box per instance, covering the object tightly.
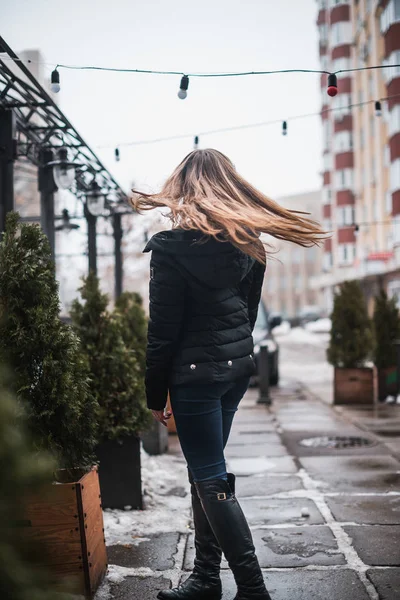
[96,91,400,149]
[2,53,399,79]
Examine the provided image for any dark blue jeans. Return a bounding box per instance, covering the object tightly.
[169,376,250,482]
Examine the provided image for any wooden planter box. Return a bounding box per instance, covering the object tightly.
[334,367,375,405]
[96,434,142,509]
[16,465,107,598]
[377,366,398,401]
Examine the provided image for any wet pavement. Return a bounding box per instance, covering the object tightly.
[102,380,400,600]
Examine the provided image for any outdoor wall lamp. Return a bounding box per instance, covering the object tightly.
[55,208,80,232]
[85,180,107,216]
[47,147,80,190]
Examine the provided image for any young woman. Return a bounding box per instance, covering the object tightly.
[134,149,324,600]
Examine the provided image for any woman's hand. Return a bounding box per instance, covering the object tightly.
[151,409,172,427]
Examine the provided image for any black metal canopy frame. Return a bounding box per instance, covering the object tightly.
[0,36,128,203]
[0,37,132,299]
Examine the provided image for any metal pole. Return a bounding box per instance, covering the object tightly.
[84,202,97,274]
[38,148,57,258]
[394,340,400,399]
[113,212,123,300]
[0,109,16,234]
[257,343,271,405]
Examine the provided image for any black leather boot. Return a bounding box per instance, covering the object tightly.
[195,475,271,600]
[157,471,223,600]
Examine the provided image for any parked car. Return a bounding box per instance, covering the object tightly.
[250,302,281,386]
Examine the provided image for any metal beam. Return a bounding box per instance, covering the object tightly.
[0,109,15,233]
[113,212,123,300]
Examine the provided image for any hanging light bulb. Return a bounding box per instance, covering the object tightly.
[282,121,288,136]
[375,101,382,117]
[50,68,60,93]
[353,223,360,234]
[327,73,338,97]
[115,147,120,162]
[178,75,189,99]
[194,135,199,149]
[86,180,106,216]
[55,209,80,232]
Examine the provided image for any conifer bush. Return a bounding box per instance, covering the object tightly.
[373,289,400,369]
[0,368,72,600]
[327,280,373,368]
[0,213,98,469]
[70,273,151,442]
[114,291,147,375]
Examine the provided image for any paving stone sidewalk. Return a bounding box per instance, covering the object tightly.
[103,381,400,600]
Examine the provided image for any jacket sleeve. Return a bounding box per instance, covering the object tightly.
[145,250,186,410]
[248,260,266,332]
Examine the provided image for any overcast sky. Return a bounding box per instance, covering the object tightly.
[2,0,323,201]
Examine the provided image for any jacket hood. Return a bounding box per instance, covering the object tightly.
[143,229,255,289]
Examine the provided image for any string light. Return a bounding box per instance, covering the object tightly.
[50,68,60,93]
[178,75,189,100]
[97,92,400,150]
[2,53,399,97]
[375,100,382,117]
[282,121,288,136]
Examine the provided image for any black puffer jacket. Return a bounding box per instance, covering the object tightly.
[143,229,266,410]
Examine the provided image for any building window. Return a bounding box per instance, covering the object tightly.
[368,74,374,97]
[337,205,355,226]
[334,130,353,152]
[390,159,400,192]
[360,128,365,150]
[292,248,302,265]
[294,274,302,291]
[389,104,400,136]
[323,152,333,171]
[338,243,356,266]
[331,22,352,46]
[384,145,391,168]
[323,218,332,232]
[319,23,328,43]
[371,157,377,183]
[332,57,351,78]
[380,0,400,34]
[322,119,331,151]
[322,187,332,205]
[320,55,329,72]
[383,50,400,85]
[386,190,393,214]
[307,247,318,262]
[370,114,375,137]
[323,252,332,271]
[317,0,327,8]
[333,93,351,119]
[335,169,353,190]
[393,215,400,245]
[372,199,379,220]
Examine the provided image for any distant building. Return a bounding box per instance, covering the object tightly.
[262,190,324,319]
[313,0,400,314]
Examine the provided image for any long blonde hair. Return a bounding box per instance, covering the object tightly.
[132,148,326,264]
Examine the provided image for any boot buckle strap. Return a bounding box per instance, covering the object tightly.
[217,492,227,501]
